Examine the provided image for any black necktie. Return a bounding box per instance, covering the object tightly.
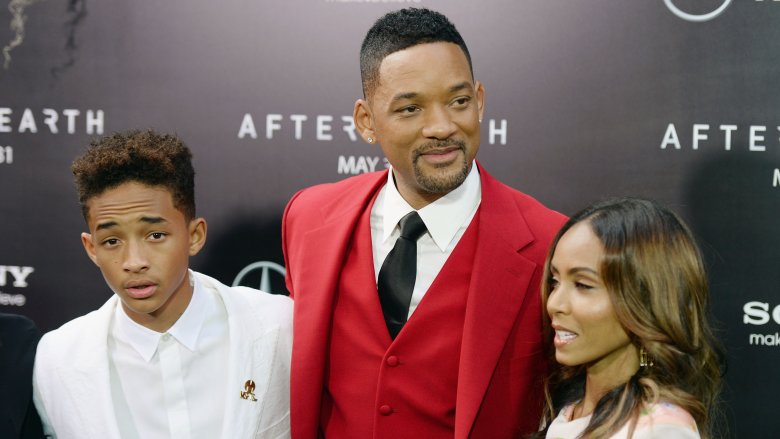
[377,211,428,340]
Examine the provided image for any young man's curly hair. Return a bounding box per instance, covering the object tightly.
[72,129,196,221]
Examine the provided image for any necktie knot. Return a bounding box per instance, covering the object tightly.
[398,211,427,241]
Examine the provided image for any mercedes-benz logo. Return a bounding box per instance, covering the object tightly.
[664,0,733,22]
[232,261,286,294]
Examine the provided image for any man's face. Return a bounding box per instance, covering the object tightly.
[355,42,485,208]
[81,181,206,332]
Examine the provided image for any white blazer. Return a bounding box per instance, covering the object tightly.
[33,271,292,439]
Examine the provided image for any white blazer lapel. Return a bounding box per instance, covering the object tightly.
[56,297,122,438]
[197,272,292,439]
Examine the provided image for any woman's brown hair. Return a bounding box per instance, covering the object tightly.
[537,198,723,438]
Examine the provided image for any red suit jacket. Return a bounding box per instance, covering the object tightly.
[282,163,567,438]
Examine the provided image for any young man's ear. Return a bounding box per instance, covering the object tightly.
[188,218,207,256]
[81,232,99,266]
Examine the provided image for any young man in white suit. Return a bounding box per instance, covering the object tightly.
[33,130,292,439]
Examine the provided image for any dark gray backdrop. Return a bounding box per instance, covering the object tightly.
[1,0,777,436]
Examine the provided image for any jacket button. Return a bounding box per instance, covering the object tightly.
[379,405,393,416]
[386,355,399,367]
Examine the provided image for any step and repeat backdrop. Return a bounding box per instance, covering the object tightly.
[1,0,777,436]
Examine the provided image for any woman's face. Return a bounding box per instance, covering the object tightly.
[546,222,638,375]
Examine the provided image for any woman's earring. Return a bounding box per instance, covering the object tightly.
[640,347,654,368]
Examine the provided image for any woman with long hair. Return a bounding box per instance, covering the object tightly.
[537,198,722,438]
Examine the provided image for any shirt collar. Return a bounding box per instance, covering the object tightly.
[113,271,207,362]
[382,162,481,251]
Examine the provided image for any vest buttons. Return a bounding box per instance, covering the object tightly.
[386,355,399,367]
[379,404,393,416]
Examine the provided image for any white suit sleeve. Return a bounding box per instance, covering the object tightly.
[32,340,58,439]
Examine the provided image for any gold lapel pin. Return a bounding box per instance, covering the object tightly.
[240,379,257,401]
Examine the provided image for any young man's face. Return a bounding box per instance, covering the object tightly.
[81,181,206,332]
[354,41,485,209]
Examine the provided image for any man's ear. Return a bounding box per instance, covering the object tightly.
[81,232,99,266]
[475,80,486,122]
[353,99,376,144]
[188,218,207,256]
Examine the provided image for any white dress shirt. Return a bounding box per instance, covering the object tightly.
[370,163,481,318]
[108,275,229,439]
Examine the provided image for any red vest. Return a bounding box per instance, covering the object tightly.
[321,200,480,438]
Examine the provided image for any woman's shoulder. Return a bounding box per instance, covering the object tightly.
[638,401,698,428]
[632,401,700,438]
[544,401,700,439]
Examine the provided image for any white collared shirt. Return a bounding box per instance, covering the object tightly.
[108,274,229,439]
[370,163,482,318]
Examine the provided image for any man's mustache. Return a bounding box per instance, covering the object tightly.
[413,140,467,160]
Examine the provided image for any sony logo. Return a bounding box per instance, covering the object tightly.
[0,265,35,288]
[743,301,780,325]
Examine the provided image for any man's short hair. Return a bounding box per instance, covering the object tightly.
[72,129,196,221]
[360,7,473,98]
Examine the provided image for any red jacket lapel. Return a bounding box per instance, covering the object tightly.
[285,170,388,439]
[455,164,541,438]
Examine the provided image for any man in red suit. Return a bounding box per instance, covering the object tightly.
[283,8,567,438]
